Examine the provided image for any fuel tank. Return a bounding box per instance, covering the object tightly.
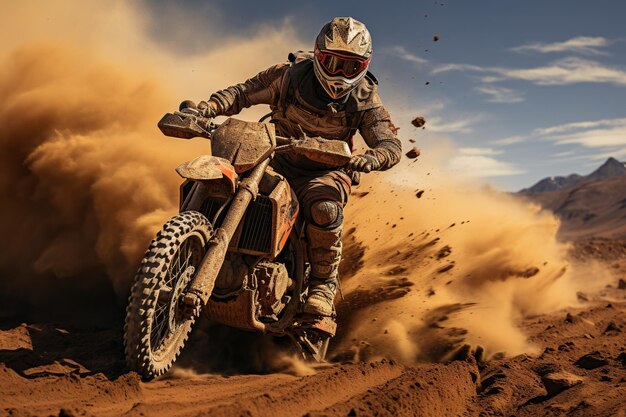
[210,118,276,173]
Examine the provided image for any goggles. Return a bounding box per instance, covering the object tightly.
[315,49,371,79]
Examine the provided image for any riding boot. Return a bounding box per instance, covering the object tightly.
[303,276,338,316]
[303,223,342,316]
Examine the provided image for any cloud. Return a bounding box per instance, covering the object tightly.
[533,118,626,164]
[432,63,484,74]
[549,126,626,148]
[536,118,626,162]
[558,148,626,163]
[428,115,483,134]
[586,148,626,161]
[475,85,525,103]
[502,57,626,86]
[388,45,428,65]
[447,148,524,177]
[511,36,610,55]
[433,57,626,86]
[491,135,526,146]
[458,147,503,156]
[552,150,578,158]
[534,117,626,136]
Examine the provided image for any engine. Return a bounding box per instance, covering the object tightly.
[212,256,293,319]
[254,261,292,319]
[212,254,249,297]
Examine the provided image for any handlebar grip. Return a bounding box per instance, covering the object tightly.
[179,100,197,111]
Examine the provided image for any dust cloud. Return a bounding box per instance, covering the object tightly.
[0,43,199,318]
[335,160,611,362]
[0,1,304,321]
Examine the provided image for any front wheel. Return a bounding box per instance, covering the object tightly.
[124,211,212,380]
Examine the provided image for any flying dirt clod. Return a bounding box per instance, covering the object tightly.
[405,147,421,159]
[411,116,426,128]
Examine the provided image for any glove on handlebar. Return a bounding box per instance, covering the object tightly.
[346,154,380,173]
[178,100,217,118]
[196,101,217,118]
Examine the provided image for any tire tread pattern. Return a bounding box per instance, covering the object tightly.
[124,210,211,380]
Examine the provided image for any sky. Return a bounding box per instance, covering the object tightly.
[9,0,626,191]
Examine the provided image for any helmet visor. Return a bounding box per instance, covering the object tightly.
[316,50,370,79]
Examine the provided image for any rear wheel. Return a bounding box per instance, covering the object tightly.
[124,211,212,380]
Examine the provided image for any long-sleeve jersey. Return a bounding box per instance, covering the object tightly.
[208,53,402,176]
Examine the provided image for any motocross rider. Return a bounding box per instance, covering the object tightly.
[192,17,401,317]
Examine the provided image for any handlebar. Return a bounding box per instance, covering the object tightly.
[167,101,292,144]
[178,111,291,145]
[161,100,353,168]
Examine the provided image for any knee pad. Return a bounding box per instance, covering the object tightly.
[309,200,343,228]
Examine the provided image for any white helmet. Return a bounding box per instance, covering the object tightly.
[313,17,373,100]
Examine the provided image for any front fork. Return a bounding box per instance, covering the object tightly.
[183,158,271,317]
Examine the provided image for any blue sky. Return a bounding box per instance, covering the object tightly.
[143,0,626,190]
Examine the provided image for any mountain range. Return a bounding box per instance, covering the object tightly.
[519,157,626,194]
[519,157,626,240]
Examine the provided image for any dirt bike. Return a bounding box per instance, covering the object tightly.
[124,102,352,380]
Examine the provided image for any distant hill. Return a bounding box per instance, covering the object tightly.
[586,156,626,181]
[519,157,626,194]
[519,157,626,240]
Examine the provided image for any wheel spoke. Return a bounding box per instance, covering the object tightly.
[154,303,168,321]
[169,249,181,282]
[151,309,170,348]
[155,315,169,337]
[178,242,190,275]
[150,234,201,354]
[166,241,191,288]
[168,251,193,290]
[179,253,193,277]
[152,305,169,335]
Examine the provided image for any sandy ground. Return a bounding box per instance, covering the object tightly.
[1,242,625,417]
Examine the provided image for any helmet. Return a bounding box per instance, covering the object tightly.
[313,17,372,100]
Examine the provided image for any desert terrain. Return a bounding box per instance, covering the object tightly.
[1,239,625,417]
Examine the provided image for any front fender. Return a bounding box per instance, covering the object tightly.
[176,155,238,195]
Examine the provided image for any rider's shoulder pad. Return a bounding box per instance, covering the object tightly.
[288,50,315,65]
[352,71,381,110]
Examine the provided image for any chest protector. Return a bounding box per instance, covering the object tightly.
[272,51,381,147]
